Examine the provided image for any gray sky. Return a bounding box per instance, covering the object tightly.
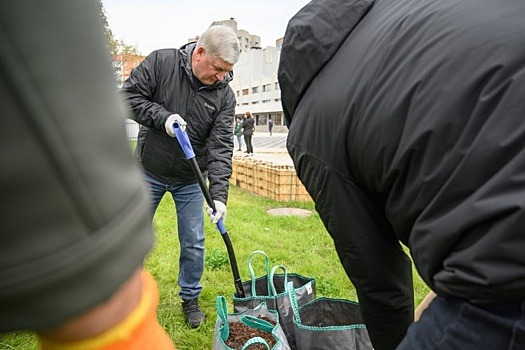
[102,0,311,55]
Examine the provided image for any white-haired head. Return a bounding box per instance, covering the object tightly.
[196,25,240,65]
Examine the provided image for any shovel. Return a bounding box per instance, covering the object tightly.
[172,122,245,298]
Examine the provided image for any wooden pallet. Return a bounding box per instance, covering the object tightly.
[230,156,312,202]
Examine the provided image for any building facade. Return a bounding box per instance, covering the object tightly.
[230,46,286,132]
[211,18,261,53]
[211,18,286,132]
[113,53,145,87]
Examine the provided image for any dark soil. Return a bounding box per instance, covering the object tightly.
[225,316,277,349]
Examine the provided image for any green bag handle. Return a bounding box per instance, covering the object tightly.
[287,281,302,324]
[247,250,271,297]
[269,265,288,296]
[241,337,271,350]
[241,314,275,333]
[216,295,230,341]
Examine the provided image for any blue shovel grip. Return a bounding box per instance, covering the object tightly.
[172,122,228,236]
[173,123,195,159]
[216,218,227,235]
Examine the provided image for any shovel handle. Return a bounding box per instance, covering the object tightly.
[174,124,226,234]
[173,122,245,297]
[173,123,195,159]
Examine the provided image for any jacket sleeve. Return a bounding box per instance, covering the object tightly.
[207,88,235,204]
[290,147,414,350]
[121,51,172,131]
[0,0,153,331]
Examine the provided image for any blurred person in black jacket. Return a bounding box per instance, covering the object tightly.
[279,0,525,349]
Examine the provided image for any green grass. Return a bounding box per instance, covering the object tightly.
[0,185,429,349]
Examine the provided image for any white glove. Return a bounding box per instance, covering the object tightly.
[165,114,187,137]
[206,200,226,224]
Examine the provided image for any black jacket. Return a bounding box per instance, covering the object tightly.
[122,43,235,203]
[242,117,255,136]
[279,0,525,348]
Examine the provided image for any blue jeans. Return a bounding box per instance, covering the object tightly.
[398,295,525,349]
[236,134,243,150]
[144,174,204,301]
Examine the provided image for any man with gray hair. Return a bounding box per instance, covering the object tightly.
[122,24,240,328]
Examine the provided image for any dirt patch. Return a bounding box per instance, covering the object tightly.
[267,208,312,217]
[225,316,277,349]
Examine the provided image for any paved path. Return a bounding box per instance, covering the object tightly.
[252,133,287,150]
[234,132,293,166]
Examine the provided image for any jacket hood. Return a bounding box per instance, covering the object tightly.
[179,42,234,88]
[278,0,375,126]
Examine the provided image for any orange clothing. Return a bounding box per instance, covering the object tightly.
[39,270,176,350]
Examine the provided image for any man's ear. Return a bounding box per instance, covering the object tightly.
[195,46,205,57]
[192,46,205,65]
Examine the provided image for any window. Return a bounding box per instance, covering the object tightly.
[242,88,249,95]
[262,84,271,92]
[262,99,270,103]
[275,82,280,90]
[252,86,259,93]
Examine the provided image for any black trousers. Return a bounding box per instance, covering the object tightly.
[244,134,253,154]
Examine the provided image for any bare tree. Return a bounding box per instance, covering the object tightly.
[98,0,118,57]
[98,1,142,85]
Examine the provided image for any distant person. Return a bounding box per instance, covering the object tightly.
[234,116,244,151]
[279,0,525,349]
[0,1,175,349]
[242,111,255,157]
[121,25,240,328]
[268,117,273,136]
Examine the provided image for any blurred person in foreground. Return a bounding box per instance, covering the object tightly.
[121,25,240,328]
[0,1,175,349]
[279,0,525,349]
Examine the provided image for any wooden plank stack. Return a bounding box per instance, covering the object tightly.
[230,156,312,202]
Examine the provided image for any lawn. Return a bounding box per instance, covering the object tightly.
[0,185,429,349]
